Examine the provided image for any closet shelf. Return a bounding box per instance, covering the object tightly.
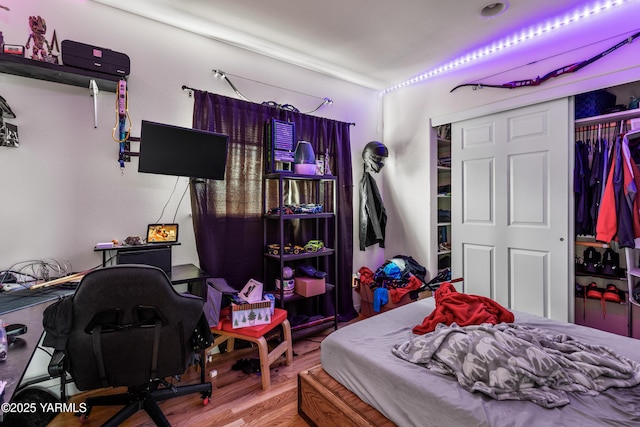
[627,267,640,278]
[575,241,610,248]
[575,108,640,127]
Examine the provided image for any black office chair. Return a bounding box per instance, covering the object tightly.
[47,264,212,426]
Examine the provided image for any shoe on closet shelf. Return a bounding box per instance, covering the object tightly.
[603,284,622,303]
[586,282,604,299]
[582,247,601,274]
[575,283,585,298]
[601,248,620,277]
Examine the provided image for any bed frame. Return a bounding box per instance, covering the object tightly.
[298,365,394,427]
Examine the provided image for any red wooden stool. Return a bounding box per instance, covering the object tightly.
[210,308,293,391]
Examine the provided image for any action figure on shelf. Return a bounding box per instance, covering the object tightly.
[25,15,51,61]
[324,148,332,175]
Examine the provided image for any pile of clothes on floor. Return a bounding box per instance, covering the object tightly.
[358,255,428,312]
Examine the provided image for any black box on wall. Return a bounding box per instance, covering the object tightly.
[61,40,130,77]
[117,247,171,273]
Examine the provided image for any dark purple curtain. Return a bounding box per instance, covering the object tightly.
[190,91,357,321]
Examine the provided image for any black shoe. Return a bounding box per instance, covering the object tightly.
[601,248,619,276]
[583,247,601,273]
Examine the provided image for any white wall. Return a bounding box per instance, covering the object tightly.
[382,2,640,277]
[0,0,381,279]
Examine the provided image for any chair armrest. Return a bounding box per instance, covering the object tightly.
[48,350,66,377]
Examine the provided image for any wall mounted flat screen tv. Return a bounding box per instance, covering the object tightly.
[138,120,228,180]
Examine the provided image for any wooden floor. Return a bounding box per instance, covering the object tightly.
[48,324,344,427]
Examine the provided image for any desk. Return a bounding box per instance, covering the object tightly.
[167,263,210,300]
[0,263,208,408]
[0,299,61,411]
[94,242,181,272]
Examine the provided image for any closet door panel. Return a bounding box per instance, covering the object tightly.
[509,248,549,317]
[509,152,548,226]
[463,243,495,298]
[452,98,571,321]
[462,158,494,224]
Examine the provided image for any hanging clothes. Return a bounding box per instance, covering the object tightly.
[574,140,592,235]
[595,134,640,248]
[588,138,605,233]
[359,171,387,250]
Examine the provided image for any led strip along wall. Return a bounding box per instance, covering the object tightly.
[381,0,634,95]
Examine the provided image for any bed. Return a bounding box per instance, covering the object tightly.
[298,296,640,427]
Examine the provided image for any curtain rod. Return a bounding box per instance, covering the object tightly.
[181,84,355,126]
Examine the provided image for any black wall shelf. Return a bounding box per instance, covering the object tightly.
[0,53,121,92]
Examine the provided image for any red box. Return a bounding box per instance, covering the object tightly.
[294,277,326,297]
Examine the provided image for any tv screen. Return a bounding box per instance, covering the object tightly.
[138,120,228,180]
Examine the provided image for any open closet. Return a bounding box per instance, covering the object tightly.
[573,81,640,339]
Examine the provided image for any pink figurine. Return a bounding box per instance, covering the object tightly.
[26,16,51,61]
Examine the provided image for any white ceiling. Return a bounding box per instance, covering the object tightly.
[93,0,603,90]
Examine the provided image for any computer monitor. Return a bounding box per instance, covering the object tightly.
[138,120,228,180]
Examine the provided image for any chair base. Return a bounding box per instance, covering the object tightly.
[81,381,212,427]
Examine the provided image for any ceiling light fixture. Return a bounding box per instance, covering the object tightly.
[481,2,510,18]
[382,0,630,95]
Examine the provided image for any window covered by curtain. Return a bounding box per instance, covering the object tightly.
[190,91,357,321]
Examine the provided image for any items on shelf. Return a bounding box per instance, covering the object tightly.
[26,15,59,63]
[218,279,276,329]
[267,203,323,215]
[293,141,316,175]
[438,226,448,245]
[303,240,325,253]
[582,282,624,321]
[437,209,451,223]
[438,156,451,167]
[438,242,451,252]
[437,184,451,195]
[438,256,451,271]
[262,172,338,333]
[435,123,453,282]
[296,264,327,279]
[579,246,622,278]
[266,243,304,256]
[61,40,130,77]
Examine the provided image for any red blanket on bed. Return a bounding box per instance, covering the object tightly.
[413,282,514,335]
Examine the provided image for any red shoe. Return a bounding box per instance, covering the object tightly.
[586,282,603,299]
[603,284,621,303]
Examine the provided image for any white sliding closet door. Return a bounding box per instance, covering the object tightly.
[451,98,572,321]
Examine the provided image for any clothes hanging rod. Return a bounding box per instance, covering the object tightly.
[181,84,355,126]
[212,69,329,101]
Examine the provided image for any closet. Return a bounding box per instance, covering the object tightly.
[573,81,640,339]
[439,82,640,327]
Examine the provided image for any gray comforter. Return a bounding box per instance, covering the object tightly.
[392,322,640,408]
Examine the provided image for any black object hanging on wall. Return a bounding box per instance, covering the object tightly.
[359,141,389,250]
[0,94,18,148]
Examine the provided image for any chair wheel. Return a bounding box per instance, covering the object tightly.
[79,413,89,423]
[202,396,209,406]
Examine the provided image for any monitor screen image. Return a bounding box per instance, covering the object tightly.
[147,223,179,243]
[138,120,228,180]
